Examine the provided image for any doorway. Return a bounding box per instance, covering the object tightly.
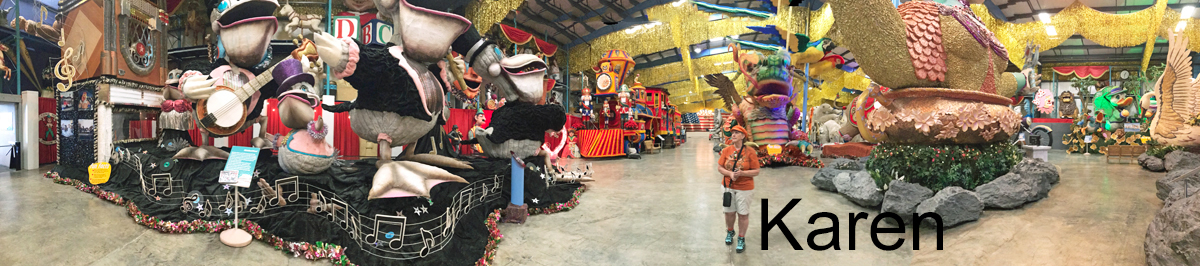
[0,102,17,168]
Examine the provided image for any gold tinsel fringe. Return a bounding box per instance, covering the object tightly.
[971,1,1200,69]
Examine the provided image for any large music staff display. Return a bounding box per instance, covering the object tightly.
[54,142,583,265]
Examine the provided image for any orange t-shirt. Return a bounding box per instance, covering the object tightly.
[719,145,760,190]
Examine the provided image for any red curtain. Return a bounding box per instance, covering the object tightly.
[443,108,492,155]
[498,24,534,44]
[264,98,288,136]
[534,38,558,56]
[226,128,253,147]
[497,24,558,56]
[38,97,56,164]
[1052,66,1109,79]
[333,111,358,157]
[128,120,155,139]
[187,118,215,146]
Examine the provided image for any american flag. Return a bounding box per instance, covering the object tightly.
[682,112,715,132]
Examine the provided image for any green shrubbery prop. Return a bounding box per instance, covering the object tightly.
[866,143,1022,192]
[1146,144,1183,159]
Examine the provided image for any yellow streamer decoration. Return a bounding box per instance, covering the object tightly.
[464,0,526,36]
[569,3,833,80]
[1141,1,1167,73]
[971,1,1200,71]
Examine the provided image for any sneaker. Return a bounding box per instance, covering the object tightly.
[725,230,735,245]
[736,237,746,253]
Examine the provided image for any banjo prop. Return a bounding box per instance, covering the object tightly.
[195,64,277,136]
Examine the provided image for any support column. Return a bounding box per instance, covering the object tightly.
[19,91,37,170]
[322,95,335,146]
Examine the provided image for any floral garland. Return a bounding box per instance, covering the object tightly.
[760,154,825,168]
[475,210,503,266]
[44,171,355,265]
[527,186,585,215]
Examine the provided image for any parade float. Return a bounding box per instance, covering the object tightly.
[726,42,819,166]
[807,0,1058,230]
[574,49,650,159]
[44,0,586,264]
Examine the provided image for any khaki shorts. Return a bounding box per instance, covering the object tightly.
[723,189,753,215]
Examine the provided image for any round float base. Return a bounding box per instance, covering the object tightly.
[220,228,253,248]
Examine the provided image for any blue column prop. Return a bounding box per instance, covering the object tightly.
[510,157,524,205]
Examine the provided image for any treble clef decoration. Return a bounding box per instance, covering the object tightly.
[55,41,82,92]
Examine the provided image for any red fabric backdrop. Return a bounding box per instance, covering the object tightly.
[39,97,56,164]
[227,128,253,147]
[497,24,559,56]
[443,108,492,155]
[333,110,358,157]
[263,98,288,136]
[187,125,215,146]
[1052,66,1109,79]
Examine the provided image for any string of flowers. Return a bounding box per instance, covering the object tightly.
[475,210,503,266]
[527,186,585,215]
[761,154,824,168]
[44,171,355,265]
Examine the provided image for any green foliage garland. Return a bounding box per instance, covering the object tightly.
[866,143,1022,192]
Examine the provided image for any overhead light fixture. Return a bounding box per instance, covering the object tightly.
[1177,21,1188,32]
[673,0,686,7]
[1183,6,1195,19]
[694,47,702,53]
[1038,13,1052,23]
[1045,25,1057,36]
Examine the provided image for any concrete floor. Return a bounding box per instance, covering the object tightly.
[493,133,1162,266]
[0,133,1163,265]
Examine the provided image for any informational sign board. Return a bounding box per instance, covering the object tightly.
[219,146,260,188]
[1124,123,1142,133]
[88,162,112,185]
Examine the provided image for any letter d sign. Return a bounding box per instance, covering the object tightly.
[333,16,360,40]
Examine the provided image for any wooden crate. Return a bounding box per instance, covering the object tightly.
[1106,145,1146,164]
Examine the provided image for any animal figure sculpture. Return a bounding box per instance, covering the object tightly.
[1148,33,1200,148]
[10,11,61,44]
[279,4,324,39]
[825,0,1040,144]
[704,73,742,111]
[0,44,10,80]
[1092,86,1134,131]
[809,103,843,145]
[1058,91,1078,118]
